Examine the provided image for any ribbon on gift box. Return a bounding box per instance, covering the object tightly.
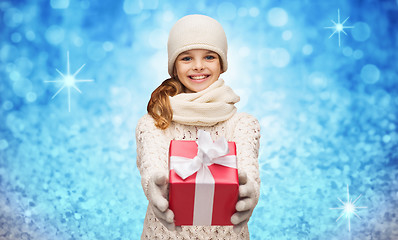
[169,130,237,225]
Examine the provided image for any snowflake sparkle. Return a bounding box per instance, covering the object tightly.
[330,184,367,232]
[45,51,94,112]
[324,9,354,47]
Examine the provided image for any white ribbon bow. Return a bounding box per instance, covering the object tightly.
[169,130,237,225]
[170,130,237,181]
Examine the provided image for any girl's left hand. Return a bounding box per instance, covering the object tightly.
[231,171,256,234]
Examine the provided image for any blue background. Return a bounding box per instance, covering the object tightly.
[1,0,397,239]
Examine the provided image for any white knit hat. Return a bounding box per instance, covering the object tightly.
[167,14,228,77]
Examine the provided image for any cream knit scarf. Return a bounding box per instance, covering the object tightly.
[169,79,240,126]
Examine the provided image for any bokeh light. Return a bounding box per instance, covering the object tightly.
[352,22,371,42]
[267,7,288,27]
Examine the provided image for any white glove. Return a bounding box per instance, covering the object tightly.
[147,171,176,231]
[231,171,257,234]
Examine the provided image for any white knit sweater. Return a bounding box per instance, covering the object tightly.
[136,112,261,239]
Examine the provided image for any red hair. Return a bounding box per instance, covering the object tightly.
[147,78,184,129]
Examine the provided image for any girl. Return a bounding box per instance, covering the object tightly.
[136,14,261,239]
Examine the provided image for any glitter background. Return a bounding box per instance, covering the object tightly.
[1,0,398,239]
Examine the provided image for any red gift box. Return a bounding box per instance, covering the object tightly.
[168,131,239,226]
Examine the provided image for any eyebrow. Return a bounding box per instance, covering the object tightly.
[180,50,217,55]
[205,51,217,54]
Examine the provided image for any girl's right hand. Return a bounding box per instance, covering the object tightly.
[147,172,176,231]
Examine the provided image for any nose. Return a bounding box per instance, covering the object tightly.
[193,59,204,71]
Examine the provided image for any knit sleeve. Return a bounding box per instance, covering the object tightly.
[135,114,170,199]
[232,113,261,203]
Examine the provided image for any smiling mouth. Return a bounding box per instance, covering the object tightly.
[189,75,209,81]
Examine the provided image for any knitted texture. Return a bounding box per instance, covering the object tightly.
[136,112,261,240]
[169,79,240,126]
[167,14,228,76]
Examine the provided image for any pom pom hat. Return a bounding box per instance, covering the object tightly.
[167,14,228,77]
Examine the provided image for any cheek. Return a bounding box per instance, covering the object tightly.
[175,63,188,75]
[210,61,221,74]
[212,65,221,76]
[174,65,182,78]
[176,69,185,79]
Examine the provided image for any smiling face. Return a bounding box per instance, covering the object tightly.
[174,49,222,93]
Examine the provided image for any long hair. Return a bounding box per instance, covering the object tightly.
[147,78,184,129]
